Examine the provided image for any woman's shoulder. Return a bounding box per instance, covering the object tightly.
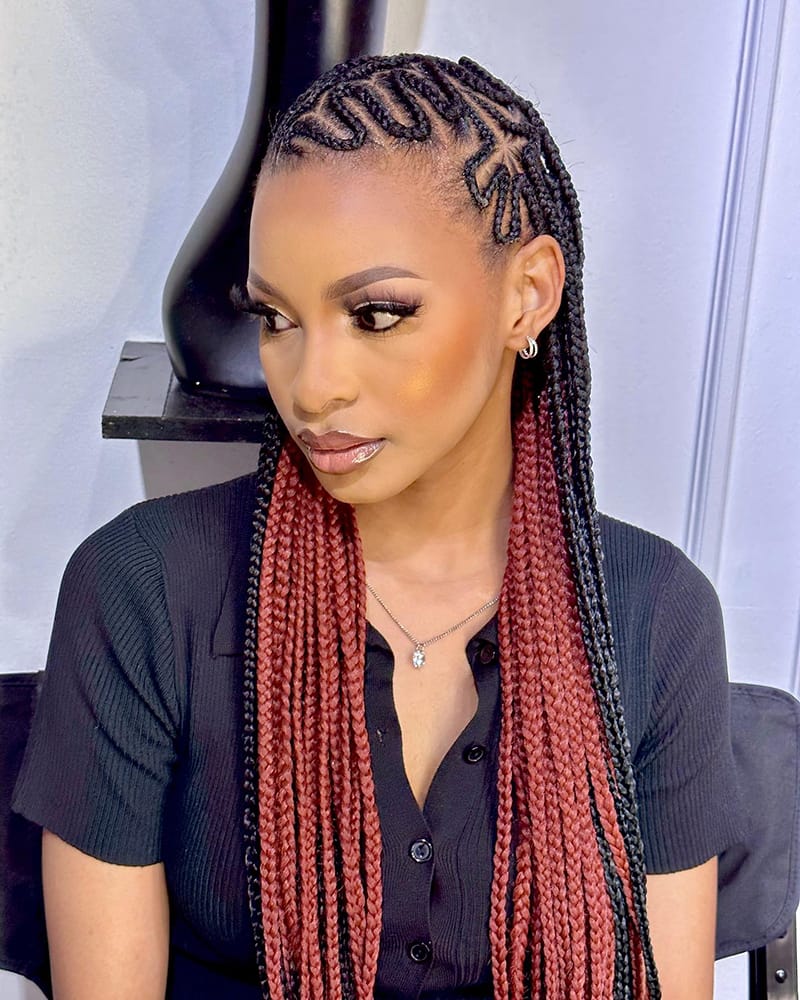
[596,512,726,757]
[122,470,257,550]
[10,478,260,867]
[72,471,258,574]
[54,473,259,655]
[597,511,719,619]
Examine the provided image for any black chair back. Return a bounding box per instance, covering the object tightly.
[1,671,51,998]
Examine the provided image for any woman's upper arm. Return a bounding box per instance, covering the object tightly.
[646,857,718,1000]
[12,515,180,864]
[42,829,170,1000]
[634,551,745,873]
[630,553,738,995]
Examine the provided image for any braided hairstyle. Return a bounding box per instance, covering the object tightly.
[241,53,660,999]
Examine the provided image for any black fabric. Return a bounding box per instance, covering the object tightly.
[0,672,51,999]
[716,683,800,958]
[9,472,748,997]
[365,621,501,995]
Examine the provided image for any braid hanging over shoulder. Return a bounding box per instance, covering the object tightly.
[241,53,660,999]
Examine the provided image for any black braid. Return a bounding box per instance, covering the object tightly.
[590,782,636,998]
[528,119,660,992]
[242,408,284,998]
[332,826,357,998]
[250,52,661,998]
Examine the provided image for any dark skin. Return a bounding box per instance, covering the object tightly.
[41,153,716,1000]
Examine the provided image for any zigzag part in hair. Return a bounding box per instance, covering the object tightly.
[265,54,556,245]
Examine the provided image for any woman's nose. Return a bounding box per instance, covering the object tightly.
[291,328,358,417]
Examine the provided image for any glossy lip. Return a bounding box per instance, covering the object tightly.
[296,429,386,475]
[297,429,379,451]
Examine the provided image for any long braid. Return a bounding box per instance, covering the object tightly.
[242,53,660,998]
[310,500,344,1000]
[242,407,283,997]
[497,376,630,997]
[533,121,660,992]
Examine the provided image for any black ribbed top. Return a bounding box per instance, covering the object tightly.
[12,473,746,998]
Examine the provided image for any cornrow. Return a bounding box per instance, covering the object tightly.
[242,53,660,998]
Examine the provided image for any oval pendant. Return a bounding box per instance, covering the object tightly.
[412,645,426,669]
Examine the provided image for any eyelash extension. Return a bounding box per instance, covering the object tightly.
[229,283,422,335]
[230,284,290,336]
[349,297,422,334]
[230,284,271,317]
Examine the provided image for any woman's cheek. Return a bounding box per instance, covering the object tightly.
[388,325,468,410]
[393,363,436,408]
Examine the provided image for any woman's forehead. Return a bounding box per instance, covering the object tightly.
[249,155,488,282]
[254,150,444,218]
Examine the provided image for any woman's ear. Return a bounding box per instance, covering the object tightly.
[502,234,566,353]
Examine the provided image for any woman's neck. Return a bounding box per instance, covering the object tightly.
[354,422,513,590]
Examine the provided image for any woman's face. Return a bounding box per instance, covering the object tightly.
[248,154,518,506]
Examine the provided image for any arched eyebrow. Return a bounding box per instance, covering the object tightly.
[247,265,423,302]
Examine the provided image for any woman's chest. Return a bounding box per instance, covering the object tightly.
[162,634,503,991]
[390,636,482,809]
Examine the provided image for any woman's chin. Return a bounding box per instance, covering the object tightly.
[306,463,411,509]
[314,477,397,508]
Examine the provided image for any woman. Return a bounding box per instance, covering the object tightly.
[12,53,744,999]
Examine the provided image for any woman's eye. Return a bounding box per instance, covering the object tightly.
[259,308,295,335]
[351,300,420,334]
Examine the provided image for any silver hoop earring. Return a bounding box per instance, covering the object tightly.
[519,336,538,360]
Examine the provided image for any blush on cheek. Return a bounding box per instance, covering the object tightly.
[396,364,436,405]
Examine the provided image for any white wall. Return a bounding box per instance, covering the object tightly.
[716,0,800,694]
[1,2,261,683]
[2,1,797,997]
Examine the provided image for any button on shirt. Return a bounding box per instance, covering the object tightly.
[365,620,501,999]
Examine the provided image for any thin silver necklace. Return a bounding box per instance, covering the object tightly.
[365,582,500,668]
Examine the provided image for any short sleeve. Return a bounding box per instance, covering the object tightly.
[633,551,746,873]
[11,510,180,865]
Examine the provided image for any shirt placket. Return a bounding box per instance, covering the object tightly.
[365,620,501,999]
